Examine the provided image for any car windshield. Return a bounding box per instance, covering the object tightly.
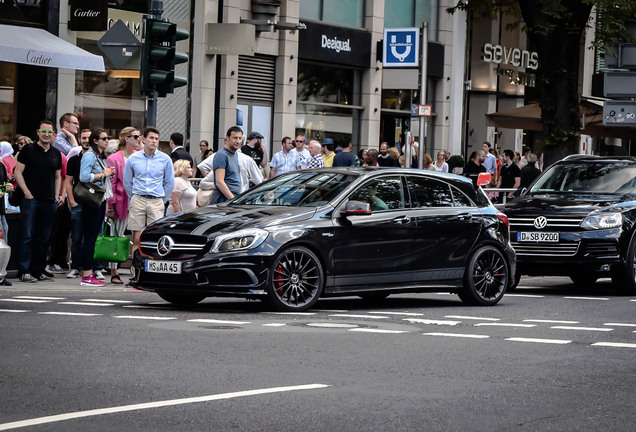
[232,171,358,207]
[529,162,636,195]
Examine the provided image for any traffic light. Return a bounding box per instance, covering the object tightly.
[139,16,189,97]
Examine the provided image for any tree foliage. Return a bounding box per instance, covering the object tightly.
[447,1,636,165]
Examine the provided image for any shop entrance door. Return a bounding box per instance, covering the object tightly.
[380,113,410,153]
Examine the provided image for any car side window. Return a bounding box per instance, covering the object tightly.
[408,176,454,208]
[350,177,404,211]
[450,186,474,207]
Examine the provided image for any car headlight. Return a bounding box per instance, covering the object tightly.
[581,212,623,230]
[210,229,269,253]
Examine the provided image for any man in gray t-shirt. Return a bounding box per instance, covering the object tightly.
[212,126,243,203]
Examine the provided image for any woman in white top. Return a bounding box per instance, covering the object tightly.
[434,150,449,173]
[168,159,197,215]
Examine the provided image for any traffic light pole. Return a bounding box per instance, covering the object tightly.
[146,0,163,128]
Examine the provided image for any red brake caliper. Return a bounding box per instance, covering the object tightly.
[274,265,285,294]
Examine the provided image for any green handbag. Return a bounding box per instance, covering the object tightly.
[93,221,130,263]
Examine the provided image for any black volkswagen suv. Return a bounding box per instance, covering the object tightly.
[500,155,636,294]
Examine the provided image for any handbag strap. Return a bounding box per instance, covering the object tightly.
[103,218,119,237]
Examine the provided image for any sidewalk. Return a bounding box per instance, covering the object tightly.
[1,271,138,293]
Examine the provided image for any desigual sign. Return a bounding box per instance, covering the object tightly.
[482,43,539,70]
[298,20,371,68]
[321,35,351,53]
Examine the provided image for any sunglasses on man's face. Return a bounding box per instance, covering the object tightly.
[98,137,109,141]
[128,135,140,140]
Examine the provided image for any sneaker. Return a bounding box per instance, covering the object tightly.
[36,274,54,282]
[94,270,106,281]
[66,269,81,279]
[20,273,37,283]
[42,269,55,278]
[80,274,106,287]
[0,278,12,286]
[47,264,66,274]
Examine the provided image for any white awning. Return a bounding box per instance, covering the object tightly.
[0,24,105,72]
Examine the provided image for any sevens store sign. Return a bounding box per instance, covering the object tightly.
[383,28,419,68]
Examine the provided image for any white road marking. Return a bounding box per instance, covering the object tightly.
[0,384,330,431]
[266,312,317,316]
[592,342,636,349]
[349,328,408,334]
[307,323,358,328]
[0,299,49,304]
[81,299,133,304]
[262,323,287,327]
[551,326,613,332]
[524,319,579,324]
[435,292,454,295]
[329,314,388,319]
[404,318,460,326]
[506,337,571,344]
[188,319,251,325]
[474,323,536,328]
[38,312,101,317]
[505,294,544,298]
[122,305,166,309]
[369,311,424,316]
[14,296,65,300]
[58,302,114,307]
[0,309,28,313]
[604,322,636,327]
[113,316,177,321]
[423,332,489,339]
[563,296,609,301]
[445,315,500,321]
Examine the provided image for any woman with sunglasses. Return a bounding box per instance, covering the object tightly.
[105,127,139,284]
[78,129,113,287]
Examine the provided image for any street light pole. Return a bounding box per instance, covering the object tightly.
[418,22,428,170]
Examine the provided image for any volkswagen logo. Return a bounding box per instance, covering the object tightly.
[533,216,548,230]
[157,235,174,257]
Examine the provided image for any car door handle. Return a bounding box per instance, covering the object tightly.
[393,216,411,225]
[457,213,473,221]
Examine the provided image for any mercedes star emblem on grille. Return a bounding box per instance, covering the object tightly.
[533,216,548,229]
[157,235,174,256]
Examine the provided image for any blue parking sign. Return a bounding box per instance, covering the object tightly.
[383,28,419,67]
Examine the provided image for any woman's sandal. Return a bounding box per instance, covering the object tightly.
[111,275,124,285]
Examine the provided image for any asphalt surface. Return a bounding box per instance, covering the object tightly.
[0,274,634,431]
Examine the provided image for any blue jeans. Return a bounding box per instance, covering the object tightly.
[79,201,106,273]
[70,204,84,271]
[0,214,7,240]
[18,198,57,276]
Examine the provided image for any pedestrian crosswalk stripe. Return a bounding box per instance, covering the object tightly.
[423,332,489,339]
[506,337,571,344]
[39,312,101,317]
[592,342,636,348]
[551,326,612,332]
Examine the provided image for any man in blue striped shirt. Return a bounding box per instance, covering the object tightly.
[124,126,174,256]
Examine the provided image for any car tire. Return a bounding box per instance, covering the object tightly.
[612,236,636,295]
[569,273,598,287]
[266,246,324,312]
[459,245,509,306]
[157,292,206,306]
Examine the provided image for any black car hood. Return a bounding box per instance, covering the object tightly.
[502,193,635,217]
[144,205,318,237]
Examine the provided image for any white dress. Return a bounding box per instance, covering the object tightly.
[167,176,197,214]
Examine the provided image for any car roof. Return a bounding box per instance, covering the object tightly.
[303,166,475,186]
[561,155,636,163]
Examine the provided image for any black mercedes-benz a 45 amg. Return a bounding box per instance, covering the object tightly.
[131,167,516,311]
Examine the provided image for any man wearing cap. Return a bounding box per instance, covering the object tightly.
[321,138,335,167]
[293,134,311,170]
[269,136,298,178]
[241,131,268,173]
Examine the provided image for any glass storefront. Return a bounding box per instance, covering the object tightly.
[300,0,365,28]
[296,61,362,146]
[0,62,16,141]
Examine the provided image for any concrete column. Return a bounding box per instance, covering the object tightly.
[360,0,384,150]
[57,0,76,125]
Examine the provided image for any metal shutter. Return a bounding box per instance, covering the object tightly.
[238,54,276,102]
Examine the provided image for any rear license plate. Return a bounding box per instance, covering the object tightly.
[517,232,559,242]
[145,260,182,274]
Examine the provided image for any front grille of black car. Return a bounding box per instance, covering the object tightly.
[511,241,580,256]
[509,216,584,230]
[584,242,619,257]
[140,234,209,260]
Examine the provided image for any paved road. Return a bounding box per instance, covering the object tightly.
[0,275,634,431]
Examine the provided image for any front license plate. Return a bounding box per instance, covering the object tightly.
[517,232,559,242]
[145,260,182,274]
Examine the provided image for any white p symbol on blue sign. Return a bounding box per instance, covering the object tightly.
[383,28,419,67]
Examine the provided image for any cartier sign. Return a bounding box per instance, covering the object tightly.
[69,0,108,31]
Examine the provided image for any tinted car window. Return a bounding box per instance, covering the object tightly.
[350,177,404,211]
[530,162,636,194]
[450,186,475,207]
[408,176,454,207]
[233,171,357,206]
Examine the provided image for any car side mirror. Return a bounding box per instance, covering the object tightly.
[343,200,372,216]
[477,172,491,187]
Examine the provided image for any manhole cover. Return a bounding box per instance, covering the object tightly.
[306,323,359,329]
